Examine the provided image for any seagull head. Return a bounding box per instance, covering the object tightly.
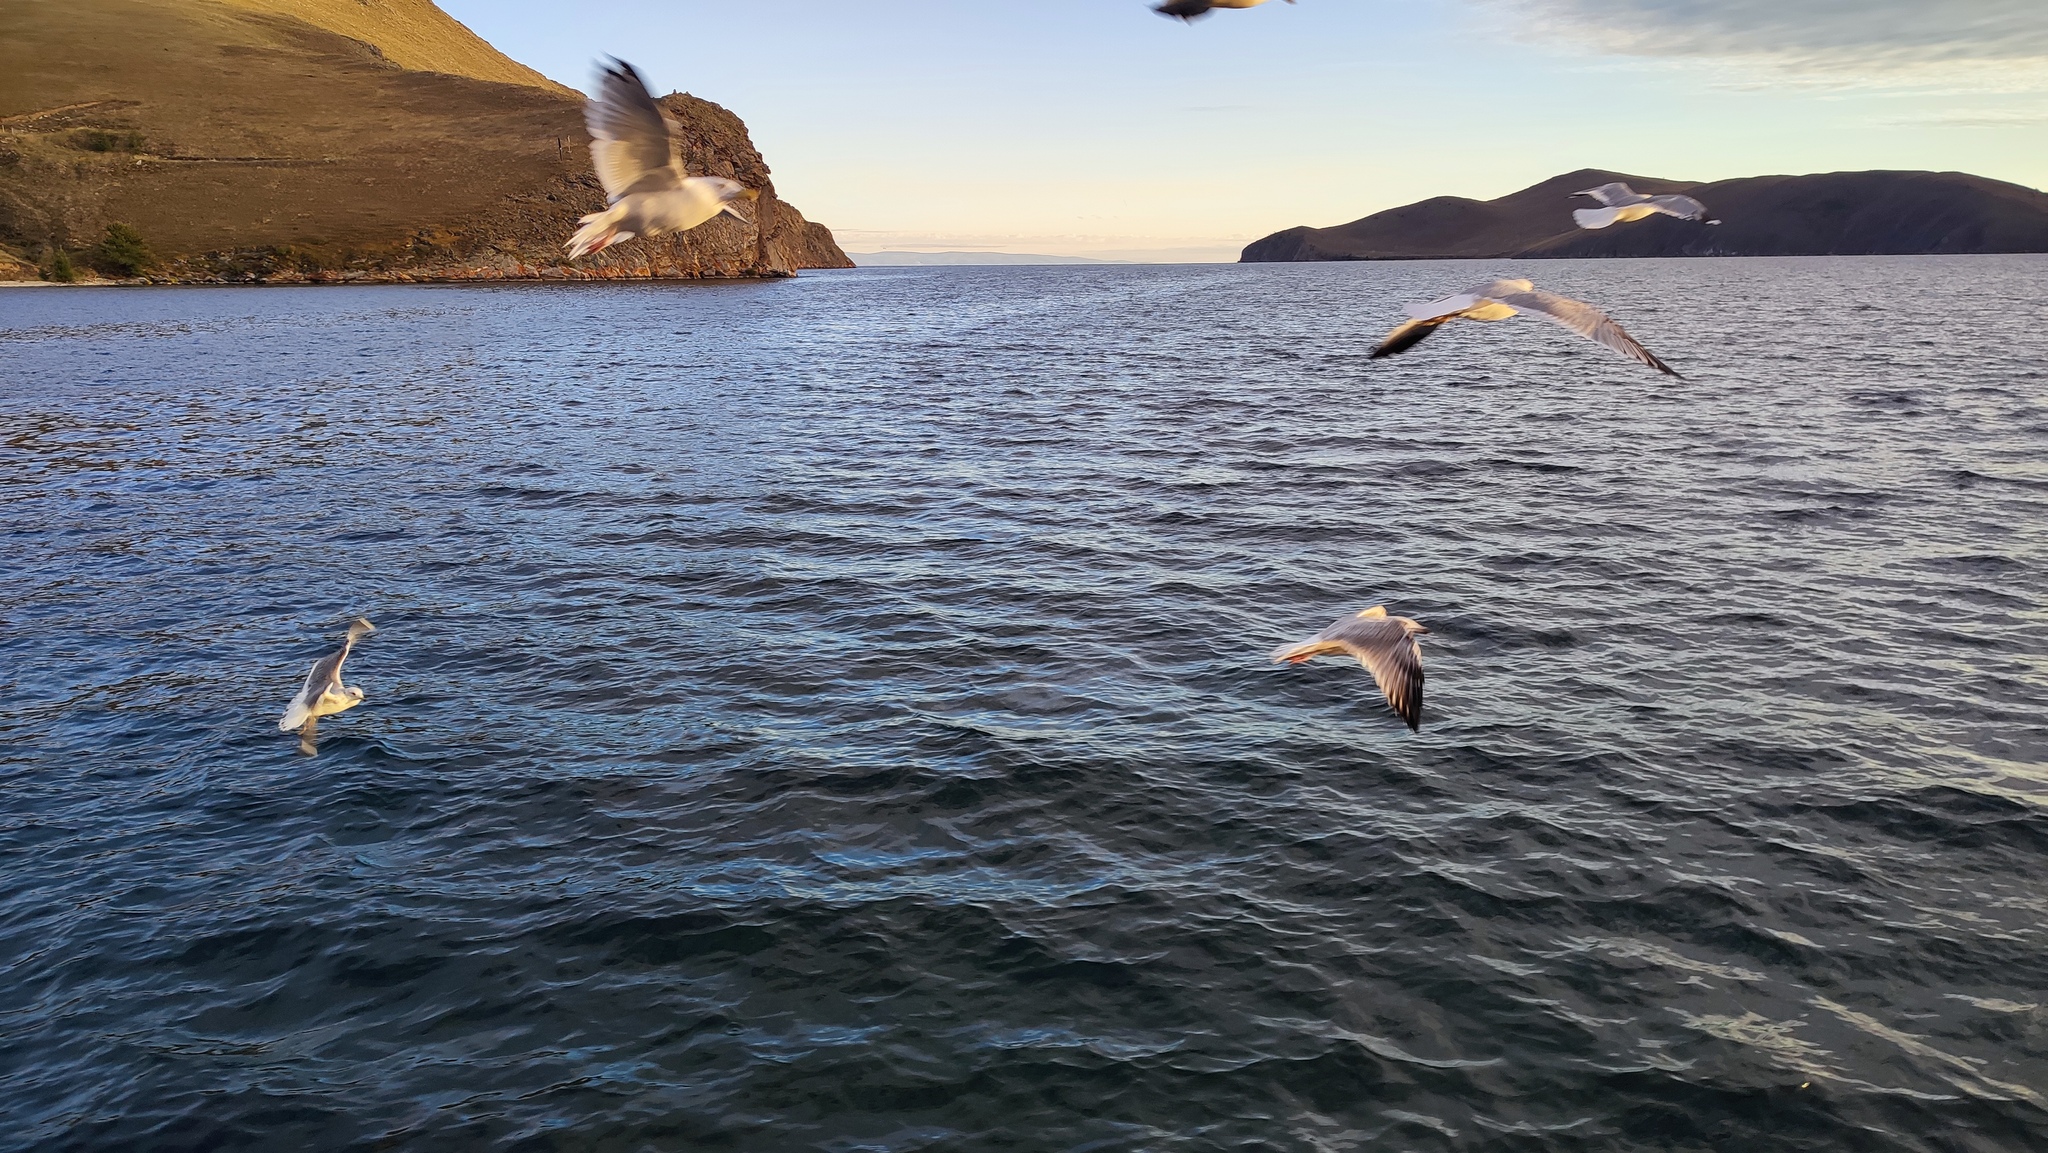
[697,177,756,203]
[706,178,761,222]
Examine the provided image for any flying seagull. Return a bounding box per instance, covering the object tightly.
[1155,0,1294,21]
[1572,182,1719,229]
[1370,278,1680,376]
[279,618,376,737]
[564,58,760,259]
[1273,606,1428,731]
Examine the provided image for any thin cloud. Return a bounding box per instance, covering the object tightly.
[1883,110,2048,128]
[1486,0,2048,74]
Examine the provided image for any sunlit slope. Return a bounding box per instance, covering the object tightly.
[217,0,573,93]
[0,0,847,279]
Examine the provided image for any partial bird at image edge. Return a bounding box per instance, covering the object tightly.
[1154,0,1295,23]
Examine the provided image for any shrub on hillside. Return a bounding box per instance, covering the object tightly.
[44,248,76,283]
[71,129,144,153]
[94,223,155,277]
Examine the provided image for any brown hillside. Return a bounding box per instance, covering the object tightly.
[218,0,572,94]
[0,0,850,281]
[1243,168,2048,261]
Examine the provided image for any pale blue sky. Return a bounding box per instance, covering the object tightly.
[440,0,2048,260]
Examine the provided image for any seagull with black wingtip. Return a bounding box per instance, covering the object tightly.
[1273,606,1429,732]
[1370,278,1681,376]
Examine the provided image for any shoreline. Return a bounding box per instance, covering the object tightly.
[0,271,803,288]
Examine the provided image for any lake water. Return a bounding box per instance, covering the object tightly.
[3,258,2046,1151]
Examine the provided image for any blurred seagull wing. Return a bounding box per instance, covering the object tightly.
[1404,292,1481,321]
[280,644,342,731]
[305,644,349,698]
[1323,617,1425,732]
[588,60,684,201]
[1574,182,1640,207]
[1476,282,1681,376]
[1371,317,1450,358]
[1645,193,1710,221]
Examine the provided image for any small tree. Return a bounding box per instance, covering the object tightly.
[45,247,76,283]
[95,223,154,277]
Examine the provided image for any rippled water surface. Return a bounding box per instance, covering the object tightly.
[4,258,2048,1151]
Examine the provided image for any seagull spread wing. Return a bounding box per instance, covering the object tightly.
[588,60,685,202]
[1472,280,1681,377]
[1272,611,1426,731]
[280,643,343,731]
[302,641,351,701]
[1644,193,1711,221]
[1404,292,1482,321]
[1322,616,1425,732]
[1575,182,1640,207]
[1370,317,1451,358]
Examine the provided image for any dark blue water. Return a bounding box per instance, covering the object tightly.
[3,259,2046,1151]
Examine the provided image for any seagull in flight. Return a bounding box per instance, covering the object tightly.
[1370,278,1681,376]
[1273,606,1429,732]
[565,58,760,259]
[1572,182,1719,230]
[279,618,375,738]
[1155,0,1294,22]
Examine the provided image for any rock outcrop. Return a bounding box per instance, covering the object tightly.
[0,0,850,282]
[1242,169,2048,262]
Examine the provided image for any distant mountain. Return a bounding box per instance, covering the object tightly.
[0,0,850,282]
[848,251,1126,266]
[1242,169,2048,261]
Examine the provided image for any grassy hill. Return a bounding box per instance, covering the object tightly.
[0,0,848,281]
[1243,169,2048,262]
[214,0,573,94]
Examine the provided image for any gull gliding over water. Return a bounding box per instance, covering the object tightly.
[1572,182,1719,230]
[564,59,760,260]
[1370,279,1681,376]
[1273,607,1429,732]
[279,618,375,737]
[1154,0,1294,22]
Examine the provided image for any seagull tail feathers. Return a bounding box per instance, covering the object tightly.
[564,206,631,260]
[279,699,312,733]
[1573,207,1621,230]
[1271,638,1340,665]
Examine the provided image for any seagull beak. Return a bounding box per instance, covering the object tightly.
[740,187,760,201]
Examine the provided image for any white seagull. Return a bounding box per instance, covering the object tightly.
[1155,0,1294,21]
[1273,606,1429,732]
[1572,182,1719,230]
[1370,278,1681,376]
[564,59,760,260]
[279,618,376,736]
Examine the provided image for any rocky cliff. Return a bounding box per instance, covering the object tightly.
[0,0,851,282]
[1243,169,2048,262]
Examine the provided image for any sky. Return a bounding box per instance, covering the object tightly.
[439,0,2048,261]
